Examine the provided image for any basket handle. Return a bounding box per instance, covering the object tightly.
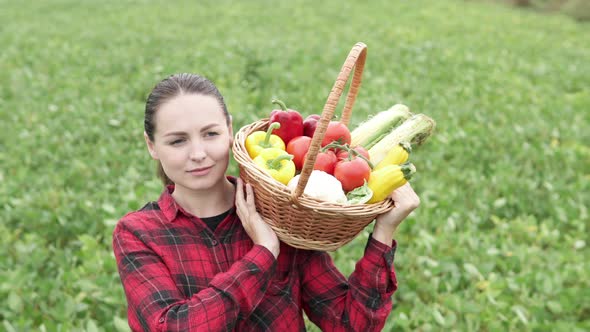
[291,42,367,201]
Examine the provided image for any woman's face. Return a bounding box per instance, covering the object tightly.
[145,93,232,192]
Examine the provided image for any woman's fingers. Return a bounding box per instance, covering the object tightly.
[236,178,244,198]
[390,182,420,211]
[235,179,259,221]
[235,178,248,219]
[374,182,420,232]
[245,183,257,213]
[234,178,280,257]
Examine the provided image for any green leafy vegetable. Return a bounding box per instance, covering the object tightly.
[346,181,373,204]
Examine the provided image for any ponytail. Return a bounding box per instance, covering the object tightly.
[157,162,174,186]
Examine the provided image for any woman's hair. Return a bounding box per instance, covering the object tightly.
[144,73,230,185]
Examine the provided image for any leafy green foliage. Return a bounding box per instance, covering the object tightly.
[1,0,588,330]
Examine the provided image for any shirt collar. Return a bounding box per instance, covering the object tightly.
[158,184,181,222]
[157,176,239,223]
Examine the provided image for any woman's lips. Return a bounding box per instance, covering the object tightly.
[187,166,213,176]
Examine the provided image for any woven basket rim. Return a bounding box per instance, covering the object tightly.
[233,118,394,213]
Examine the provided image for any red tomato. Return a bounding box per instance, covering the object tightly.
[336,145,370,161]
[321,121,351,147]
[334,157,371,192]
[307,150,337,175]
[286,136,312,170]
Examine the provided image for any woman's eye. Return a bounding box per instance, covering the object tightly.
[206,131,220,137]
[170,138,185,145]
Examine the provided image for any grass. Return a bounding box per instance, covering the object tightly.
[1,0,588,331]
[484,0,590,21]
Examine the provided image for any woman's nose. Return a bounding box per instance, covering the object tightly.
[189,141,207,160]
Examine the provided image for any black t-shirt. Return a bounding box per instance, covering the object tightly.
[201,176,237,231]
[200,209,232,231]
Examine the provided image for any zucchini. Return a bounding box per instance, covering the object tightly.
[368,114,435,165]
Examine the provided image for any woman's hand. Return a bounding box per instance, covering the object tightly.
[372,183,420,246]
[235,178,280,258]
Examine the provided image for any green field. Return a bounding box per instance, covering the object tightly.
[1,0,588,331]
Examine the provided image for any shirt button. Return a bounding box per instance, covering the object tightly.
[159,318,164,323]
[211,240,218,246]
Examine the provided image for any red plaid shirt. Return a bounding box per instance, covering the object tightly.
[113,178,399,331]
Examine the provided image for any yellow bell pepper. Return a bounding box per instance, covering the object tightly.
[367,162,416,203]
[245,122,285,159]
[253,148,296,185]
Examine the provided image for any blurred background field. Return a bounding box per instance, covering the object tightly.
[1,0,588,331]
[487,0,590,21]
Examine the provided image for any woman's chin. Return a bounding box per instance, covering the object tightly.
[179,172,224,192]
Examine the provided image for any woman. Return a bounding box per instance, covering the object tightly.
[113,73,420,331]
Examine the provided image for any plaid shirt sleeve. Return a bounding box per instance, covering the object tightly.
[113,220,276,332]
[300,235,398,332]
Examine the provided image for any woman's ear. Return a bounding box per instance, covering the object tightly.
[144,132,159,160]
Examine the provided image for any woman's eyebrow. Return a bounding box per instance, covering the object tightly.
[163,131,187,137]
[163,124,221,137]
[201,123,221,131]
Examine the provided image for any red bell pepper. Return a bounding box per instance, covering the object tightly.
[269,99,303,145]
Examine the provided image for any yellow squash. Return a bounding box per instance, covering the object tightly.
[374,142,412,170]
[367,162,416,203]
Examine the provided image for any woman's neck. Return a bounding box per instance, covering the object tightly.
[171,178,235,218]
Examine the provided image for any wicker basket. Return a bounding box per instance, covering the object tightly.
[232,42,394,251]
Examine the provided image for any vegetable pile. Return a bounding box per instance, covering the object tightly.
[244,101,436,204]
